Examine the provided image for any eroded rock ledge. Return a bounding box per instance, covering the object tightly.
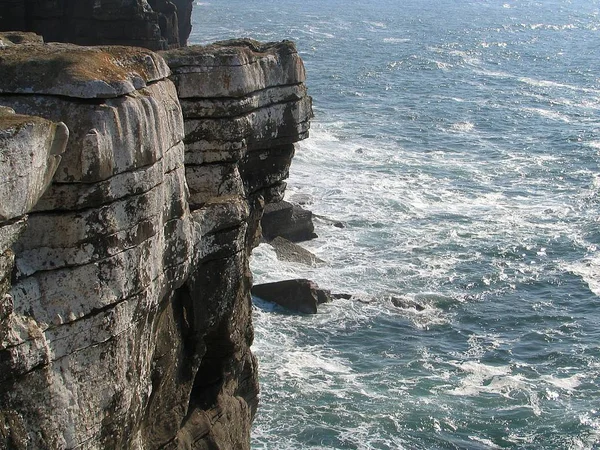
[0,38,311,449]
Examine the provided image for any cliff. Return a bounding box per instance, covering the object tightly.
[0,0,194,50]
[0,34,311,449]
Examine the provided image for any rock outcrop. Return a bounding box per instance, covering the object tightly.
[161,39,313,244]
[0,37,311,449]
[269,236,324,266]
[0,0,193,50]
[251,279,331,314]
[261,200,317,242]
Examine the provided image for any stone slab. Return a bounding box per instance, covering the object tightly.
[0,43,171,98]
[0,80,183,183]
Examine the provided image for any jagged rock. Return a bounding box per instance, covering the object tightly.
[252,279,331,314]
[269,236,324,266]
[172,0,194,46]
[261,200,317,242]
[391,296,426,312]
[0,0,193,50]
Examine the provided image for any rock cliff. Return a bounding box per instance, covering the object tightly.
[0,0,194,50]
[0,36,311,448]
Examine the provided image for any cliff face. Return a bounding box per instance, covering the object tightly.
[0,0,194,50]
[0,37,311,448]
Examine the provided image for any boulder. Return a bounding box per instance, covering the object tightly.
[261,200,317,242]
[269,236,324,266]
[252,279,331,314]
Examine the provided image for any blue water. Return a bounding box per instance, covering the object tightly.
[191,1,600,448]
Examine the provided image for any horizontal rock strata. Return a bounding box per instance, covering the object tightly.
[0,37,312,449]
[161,38,312,449]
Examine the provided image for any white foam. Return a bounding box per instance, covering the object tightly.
[469,436,503,449]
[449,121,475,132]
[521,107,571,123]
[518,76,600,95]
[565,254,600,296]
[383,37,410,44]
[541,374,583,391]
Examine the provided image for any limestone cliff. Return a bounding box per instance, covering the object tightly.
[0,0,194,50]
[0,37,311,448]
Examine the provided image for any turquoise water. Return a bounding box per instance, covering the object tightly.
[191,1,600,448]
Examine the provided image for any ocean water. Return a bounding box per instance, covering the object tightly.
[190,1,600,448]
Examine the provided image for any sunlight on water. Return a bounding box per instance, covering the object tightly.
[193,0,600,448]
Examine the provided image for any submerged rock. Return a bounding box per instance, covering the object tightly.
[269,236,325,266]
[391,296,426,312]
[252,279,331,314]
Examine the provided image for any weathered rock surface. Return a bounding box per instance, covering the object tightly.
[0,107,68,221]
[269,236,324,266]
[0,43,171,99]
[0,31,43,47]
[159,39,311,446]
[261,200,317,242]
[0,36,311,450]
[0,0,193,50]
[252,279,331,314]
[162,38,312,242]
[0,107,68,363]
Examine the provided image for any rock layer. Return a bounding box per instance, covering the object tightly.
[0,38,311,449]
[161,38,311,448]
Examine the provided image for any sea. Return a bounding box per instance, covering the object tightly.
[190,1,600,448]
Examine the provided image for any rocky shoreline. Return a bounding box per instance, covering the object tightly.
[0,1,312,447]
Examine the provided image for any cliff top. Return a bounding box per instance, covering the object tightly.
[162,38,298,69]
[0,43,170,99]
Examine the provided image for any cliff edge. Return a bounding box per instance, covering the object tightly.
[0,32,311,450]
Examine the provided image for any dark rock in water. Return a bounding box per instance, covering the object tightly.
[270,236,324,266]
[288,193,313,205]
[261,200,317,242]
[332,293,374,304]
[252,279,330,314]
[313,213,345,229]
[391,297,426,311]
